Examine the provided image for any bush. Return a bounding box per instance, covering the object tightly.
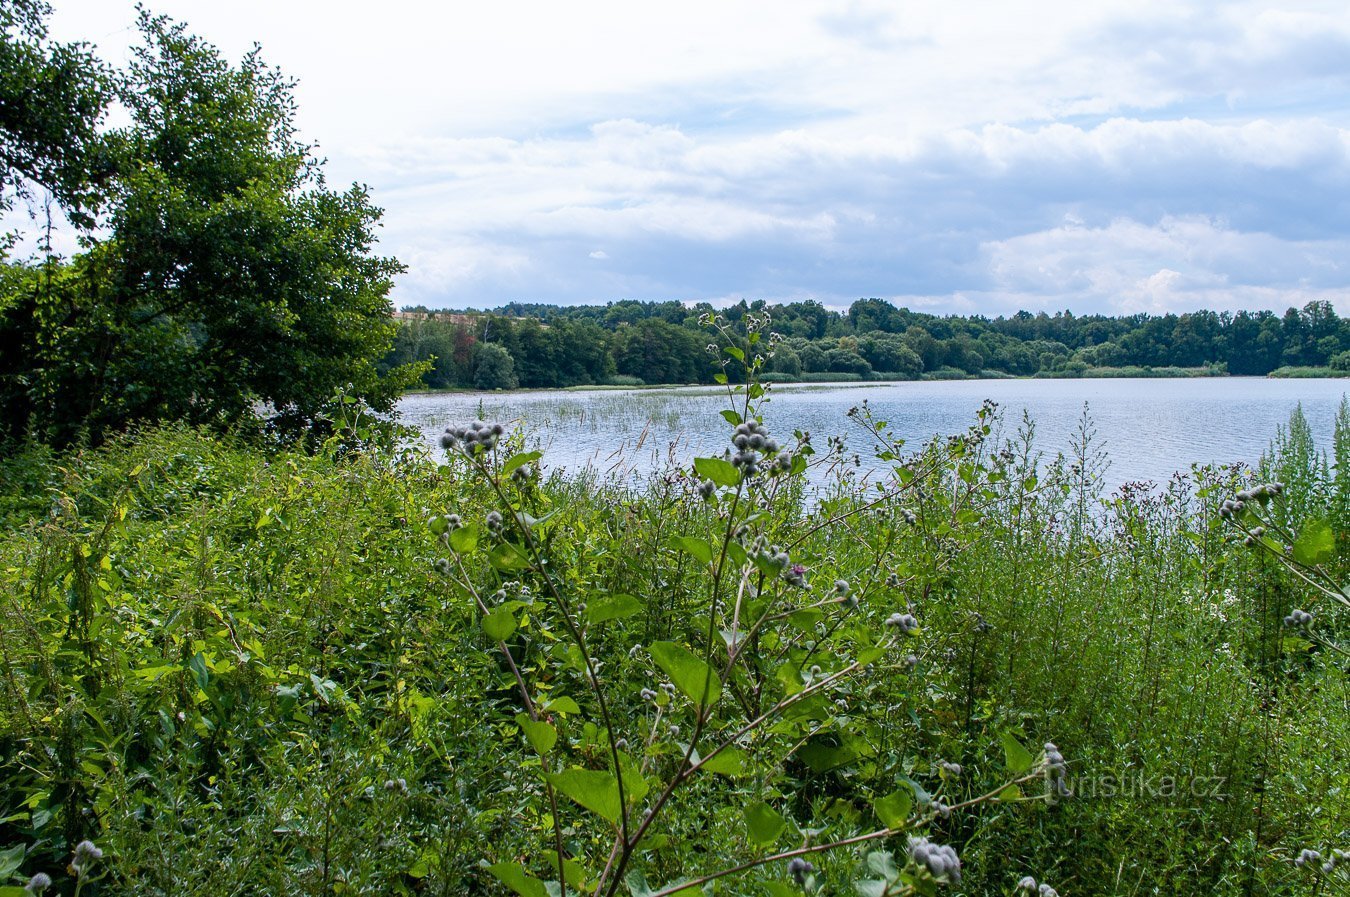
[1,358,1345,896]
[601,374,646,386]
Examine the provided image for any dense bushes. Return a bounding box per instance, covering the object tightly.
[0,379,1346,894]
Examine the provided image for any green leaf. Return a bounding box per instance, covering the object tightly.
[618,753,650,805]
[0,844,24,879]
[873,788,913,830]
[548,768,623,824]
[856,645,885,666]
[587,594,643,624]
[625,870,654,897]
[625,870,700,897]
[482,608,517,641]
[487,861,551,897]
[744,801,786,845]
[724,345,745,361]
[669,535,714,565]
[694,456,741,488]
[489,542,530,571]
[515,713,558,755]
[649,641,722,707]
[726,540,749,566]
[700,746,749,776]
[503,450,543,476]
[541,851,588,889]
[1293,518,1335,566]
[187,651,210,690]
[543,696,581,714]
[799,738,863,772]
[867,850,899,880]
[997,784,1023,801]
[720,409,743,426]
[449,523,479,553]
[1001,731,1035,775]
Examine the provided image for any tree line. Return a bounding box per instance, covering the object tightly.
[386,297,1349,390]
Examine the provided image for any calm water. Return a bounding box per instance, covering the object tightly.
[399,378,1347,493]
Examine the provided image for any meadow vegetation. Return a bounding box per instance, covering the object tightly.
[2,6,1347,895]
[0,318,1346,896]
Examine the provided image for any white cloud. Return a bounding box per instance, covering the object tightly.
[975,215,1350,314]
[27,1,1350,314]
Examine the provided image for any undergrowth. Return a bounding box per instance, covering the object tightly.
[0,325,1346,896]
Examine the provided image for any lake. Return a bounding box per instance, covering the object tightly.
[398,378,1348,493]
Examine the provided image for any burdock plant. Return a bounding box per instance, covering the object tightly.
[1221,481,1349,659]
[433,313,1064,897]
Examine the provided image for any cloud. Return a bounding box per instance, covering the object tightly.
[978,215,1350,314]
[355,114,1350,313]
[34,1,1350,316]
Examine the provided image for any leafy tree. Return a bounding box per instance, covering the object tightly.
[612,318,705,384]
[472,341,518,390]
[796,340,829,373]
[767,343,801,376]
[384,313,466,388]
[0,0,111,230]
[902,325,940,371]
[826,347,872,376]
[0,13,420,444]
[550,319,613,385]
[859,333,921,378]
[508,317,557,388]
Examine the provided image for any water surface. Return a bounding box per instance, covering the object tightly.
[399,378,1346,493]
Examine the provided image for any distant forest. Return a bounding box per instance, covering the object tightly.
[383,298,1349,390]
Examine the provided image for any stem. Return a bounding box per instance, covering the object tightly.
[452,548,570,896]
[644,768,1047,897]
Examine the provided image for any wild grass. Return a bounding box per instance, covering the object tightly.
[1268,366,1350,379]
[0,388,1345,895]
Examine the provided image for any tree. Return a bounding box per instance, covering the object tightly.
[612,318,706,384]
[859,333,922,378]
[0,0,111,230]
[0,13,421,445]
[472,342,518,390]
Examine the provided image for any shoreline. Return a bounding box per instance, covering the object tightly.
[402,366,1349,396]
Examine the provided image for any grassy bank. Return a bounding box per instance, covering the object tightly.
[406,365,1260,396]
[1269,366,1350,378]
[0,394,1346,896]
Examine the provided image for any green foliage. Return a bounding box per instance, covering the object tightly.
[0,332,1345,896]
[0,0,112,226]
[388,299,1350,392]
[0,12,420,446]
[473,341,519,390]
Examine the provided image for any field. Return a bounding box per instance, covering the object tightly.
[1,378,1347,896]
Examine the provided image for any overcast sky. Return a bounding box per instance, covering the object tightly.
[37,0,1350,316]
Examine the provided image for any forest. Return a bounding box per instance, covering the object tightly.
[386,298,1349,390]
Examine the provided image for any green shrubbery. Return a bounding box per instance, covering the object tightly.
[0,327,1346,895]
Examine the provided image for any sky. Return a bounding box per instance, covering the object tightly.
[32,0,1350,316]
